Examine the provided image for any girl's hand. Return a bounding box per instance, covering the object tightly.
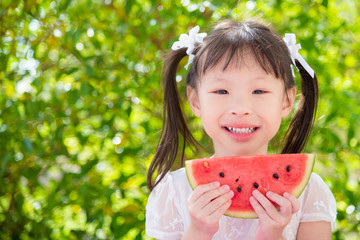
[183,181,234,240]
[250,190,300,240]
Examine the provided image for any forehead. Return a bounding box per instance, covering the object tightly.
[197,46,275,79]
[200,50,275,80]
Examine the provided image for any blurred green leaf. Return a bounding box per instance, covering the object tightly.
[23,138,33,153]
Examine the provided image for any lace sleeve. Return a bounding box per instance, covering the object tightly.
[300,173,337,229]
[146,173,184,239]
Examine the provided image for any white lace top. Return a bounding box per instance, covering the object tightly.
[146,168,336,240]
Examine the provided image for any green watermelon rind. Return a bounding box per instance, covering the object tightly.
[185,154,315,219]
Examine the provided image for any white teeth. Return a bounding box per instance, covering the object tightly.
[227,127,256,134]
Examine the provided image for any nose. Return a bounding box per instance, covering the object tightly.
[229,93,252,116]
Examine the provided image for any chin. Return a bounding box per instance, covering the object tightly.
[227,147,267,157]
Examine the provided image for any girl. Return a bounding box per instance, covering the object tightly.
[146,20,336,240]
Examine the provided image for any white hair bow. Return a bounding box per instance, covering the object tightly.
[171,26,207,69]
[283,33,315,78]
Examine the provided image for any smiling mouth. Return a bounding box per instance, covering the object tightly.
[225,127,257,134]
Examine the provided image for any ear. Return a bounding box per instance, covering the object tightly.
[281,87,296,118]
[187,86,201,117]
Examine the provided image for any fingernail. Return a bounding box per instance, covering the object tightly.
[213,181,220,187]
[266,191,273,198]
[283,192,290,197]
[222,185,230,191]
[228,191,234,197]
[252,189,259,196]
[249,196,255,202]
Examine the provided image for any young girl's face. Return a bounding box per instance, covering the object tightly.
[188,53,296,157]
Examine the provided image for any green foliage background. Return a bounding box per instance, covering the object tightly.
[0,0,359,239]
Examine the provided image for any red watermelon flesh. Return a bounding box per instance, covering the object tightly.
[185,154,314,218]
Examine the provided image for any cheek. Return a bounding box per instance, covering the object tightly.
[199,116,216,139]
[198,104,219,131]
[256,99,284,123]
[256,98,281,113]
[198,95,220,114]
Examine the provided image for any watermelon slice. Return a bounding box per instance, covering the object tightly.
[185,154,314,218]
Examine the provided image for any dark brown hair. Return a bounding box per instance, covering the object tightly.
[147,20,318,191]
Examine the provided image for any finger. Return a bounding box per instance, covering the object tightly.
[252,190,279,220]
[210,199,232,219]
[190,181,220,203]
[266,191,292,217]
[193,185,231,210]
[249,196,272,222]
[283,192,300,214]
[205,190,234,216]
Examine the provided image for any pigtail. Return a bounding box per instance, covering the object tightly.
[147,49,202,191]
[282,60,319,153]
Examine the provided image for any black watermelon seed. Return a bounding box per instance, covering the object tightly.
[253,182,259,188]
[219,172,225,177]
[237,187,241,192]
[273,173,279,179]
[235,178,239,182]
[286,165,291,172]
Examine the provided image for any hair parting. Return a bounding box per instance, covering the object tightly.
[147,48,202,191]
